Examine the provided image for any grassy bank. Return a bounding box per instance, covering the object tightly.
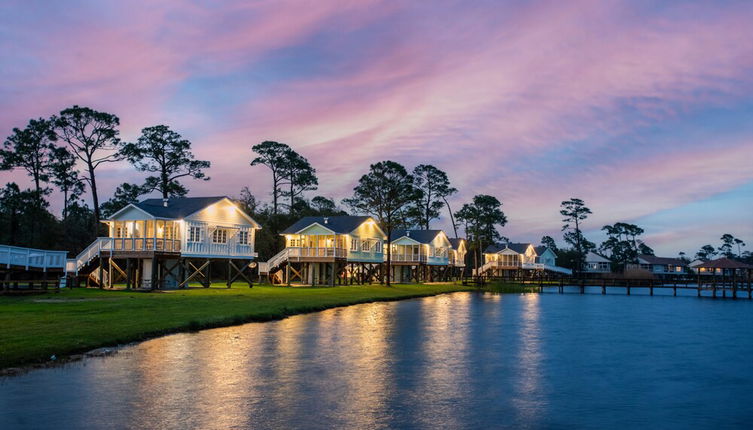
[0,283,471,371]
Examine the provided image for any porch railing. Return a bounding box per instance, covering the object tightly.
[287,247,348,259]
[390,254,428,263]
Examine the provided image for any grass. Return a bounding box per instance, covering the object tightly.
[0,282,472,371]
[483,281,540,294]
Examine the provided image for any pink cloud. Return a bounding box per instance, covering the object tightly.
[1,0,752,255]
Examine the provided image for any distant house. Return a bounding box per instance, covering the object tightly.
[534,246,557,267]
[448,238,468,271]
[478,243,570,276]
[583,252,612,274]
[263,215,386,285]
[693,257,753,277]
[629,255,687,275]
[389,229,452,282]
[688,258,708,274]
[68,196,261,289]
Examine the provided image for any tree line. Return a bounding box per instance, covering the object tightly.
[1,106,210,253]
[540,199,751,272]
[2,109,750,270]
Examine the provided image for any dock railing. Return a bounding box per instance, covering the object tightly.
[0,244,67,272]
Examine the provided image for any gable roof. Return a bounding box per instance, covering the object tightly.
[484,242,534,254]
[107,196,228,220]
[390,229,445,244]
[697,257,753,270]
[534,246,555,256]
[637,255,686,266]
[449,238,466,250]
[281,216,375,235]
[586,252,611,263]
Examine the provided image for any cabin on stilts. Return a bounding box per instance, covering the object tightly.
[388,230,452,283]
[67,196,261,289]
[262,216,386,285]
[475,243,571,278]
[448,238,468,279]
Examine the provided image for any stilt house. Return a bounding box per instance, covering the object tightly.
[68,196,261,289]
[263,216,386,285]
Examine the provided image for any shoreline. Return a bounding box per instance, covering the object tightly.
[0,283,474,375]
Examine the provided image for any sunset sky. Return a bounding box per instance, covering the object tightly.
[1,0,752,256]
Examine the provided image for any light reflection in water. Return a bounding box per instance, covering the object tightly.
[416,293,472,428]
[513,293,543,424]
[3,292,753,429]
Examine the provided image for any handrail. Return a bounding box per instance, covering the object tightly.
[0,243,68,271]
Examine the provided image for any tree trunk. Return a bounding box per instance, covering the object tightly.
[386,225,392,287]
[272,172,279,216]
[443,196,458,238]
[290,178,294,215]
[162,171,169,200]
[63,188,69,220]
[88,162,101,230]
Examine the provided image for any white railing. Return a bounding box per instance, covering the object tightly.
[182,241,255,258]
[68,237,112,275]
[0,244,68,271]
[390,254,428,263]
[261,248,291,274]
[109,237,181,253]
[286,247,348,259]
[68,237,183,274]
[473,261,495,276]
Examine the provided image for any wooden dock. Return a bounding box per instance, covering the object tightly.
[463,273,753,299]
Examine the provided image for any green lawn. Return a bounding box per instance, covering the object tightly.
[0,283,471,370]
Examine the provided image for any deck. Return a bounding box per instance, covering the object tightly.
[0,244,67,272]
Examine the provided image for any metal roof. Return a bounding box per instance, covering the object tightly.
[390,229,445,244]
[281,216,375,235]
[134,196,227,219]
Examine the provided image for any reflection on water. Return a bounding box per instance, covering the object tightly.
[3,292,753,429]
[513,294,542,425]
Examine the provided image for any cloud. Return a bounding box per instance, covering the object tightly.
[1,0,752,255]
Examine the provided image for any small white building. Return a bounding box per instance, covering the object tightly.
[583,252,612,273]
[629,255,687,275]
[478,243,570,276]
[263,215,386,285]
[389,230,453,282]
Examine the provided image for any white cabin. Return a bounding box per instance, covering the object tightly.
[68,196,261,289]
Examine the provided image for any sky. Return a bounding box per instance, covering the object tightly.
[1,0,752,256]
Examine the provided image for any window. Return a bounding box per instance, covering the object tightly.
[375,241,382,253]
[212,229,227,244]
[238,231,249,245]
[189,226,202,242]
[351,238,360,251]
[362,240,371,252]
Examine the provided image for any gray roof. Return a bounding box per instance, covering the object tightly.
[534,246,553,256]
[390,229,444,244]
[134,196,227,219]
[484,242,533,254]
[586,252,611,263]
[637,255,687,266]
[282,216,374,235]
[449,238,466,249]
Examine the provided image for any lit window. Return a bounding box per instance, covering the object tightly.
[351,238,360,251]
[212,229,227,244]
[189,226,202,242]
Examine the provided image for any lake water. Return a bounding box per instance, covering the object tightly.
[2,291,753,429]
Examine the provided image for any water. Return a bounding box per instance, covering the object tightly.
[2,291,753,429]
